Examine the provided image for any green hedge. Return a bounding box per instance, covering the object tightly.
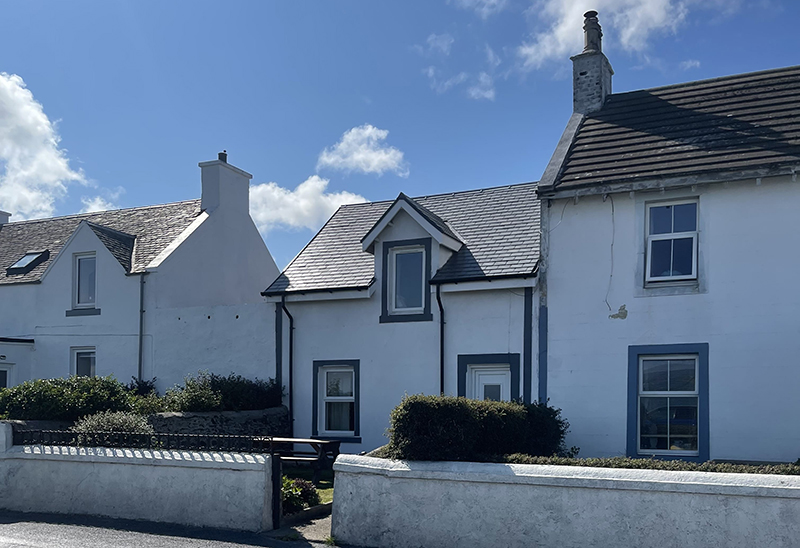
[384,395,571,461]
[165,372,283,412]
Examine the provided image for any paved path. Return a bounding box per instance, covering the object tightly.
[0,510,342,548]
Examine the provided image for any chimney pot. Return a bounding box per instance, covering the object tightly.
[571,10,613,115]
[218,150,228,163]
[583,10,603,53]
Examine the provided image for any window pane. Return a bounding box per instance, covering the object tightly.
[640,397,668,436]
[673,203,697,232]
[671,238,694,277]
[483,384,501,401]
[10,253,41,269]
[0,370,7,388]
[76,352,95,377]
[78,257,96,305]
[394,251,423,309]
[640,436,669,451]
[649,206,672,235]
[642,360,668,391]
[669,397,698,439]
[649,239,672,278]
[669,360,696,391]
[326,371,353,397]
[325,402,355,431]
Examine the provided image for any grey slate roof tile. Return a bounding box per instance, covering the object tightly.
[0,200,202,285]
[553,65,800,191]
[265,182,540,294]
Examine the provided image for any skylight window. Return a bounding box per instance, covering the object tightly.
[6,250,49,275]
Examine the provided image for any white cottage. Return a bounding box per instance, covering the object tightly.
[264,186,542,451]
[538,12,800,462]
[0,152,280,391]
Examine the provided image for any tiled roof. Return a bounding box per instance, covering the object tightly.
[0,200,202,285]
[551,65,800,191]
[265,182,540,294]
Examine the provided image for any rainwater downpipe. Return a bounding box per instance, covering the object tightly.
[137,272,149,382]
[281,295,295,437]
[436,284,445,395]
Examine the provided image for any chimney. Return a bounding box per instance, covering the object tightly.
[571,10,614,115]
[198,151,253,214]
[0,210,10,226]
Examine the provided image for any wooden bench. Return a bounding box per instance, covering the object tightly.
[262,437,341,484]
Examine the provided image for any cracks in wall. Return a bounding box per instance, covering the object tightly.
[603,194,617,314]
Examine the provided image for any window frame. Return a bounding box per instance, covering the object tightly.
[466,364,512,402]
[627,343,709,462]
[458,353,521,402]
[71,347,96,377]
[0,363,14,389]
[312,360,360,442]
[380,238,433,323]
[388,246,426,315]
[645,199,699,284]
[73,252,98,309]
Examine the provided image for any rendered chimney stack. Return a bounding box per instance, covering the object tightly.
[0,210,10,225]
[199,151,253,214]
[571,10,614,115]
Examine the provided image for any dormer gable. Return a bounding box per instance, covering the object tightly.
[361,193,463,254]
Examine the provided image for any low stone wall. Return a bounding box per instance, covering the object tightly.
[0,424,274,531]
[148,406,290,436]
[332,455,800,548]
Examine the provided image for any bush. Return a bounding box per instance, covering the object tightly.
[131,392,168,415]
[127,377,158,397]
[384,395,570,462]
[281,477,320,515]
[71,410,155,434]
[165,371,282,412]
[0,376,132,422]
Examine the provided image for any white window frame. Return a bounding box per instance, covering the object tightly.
[388,245,426,315]
[645,200,698,283]
[637,354,699,457]
[466,364,512,402]
[0,363,14,389]
[318,365,355,437]
[73,252,97,309]
[71,347,96,377]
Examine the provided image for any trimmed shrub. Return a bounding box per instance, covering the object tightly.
[0,376,132,421]
[165,371,282,412]
[282,477,320,515]
[71,410,155,435]
[127,377,158,397]
[385,395,570,462]
[131,392,168,415]
[165,375,222,412]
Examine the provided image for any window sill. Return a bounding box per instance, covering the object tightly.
[635,452,705,463]
[636,281,701,298]
[379,312,433,323]
[66,308,101,317]
[312,436,362,444]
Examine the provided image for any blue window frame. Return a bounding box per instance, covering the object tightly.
[380,238,433,323]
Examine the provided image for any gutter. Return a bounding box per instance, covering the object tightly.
[137,272,149,381]
[436,285,445,395]
[280,295,295,437]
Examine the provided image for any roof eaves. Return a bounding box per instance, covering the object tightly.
[261,279,375,297]
[430,267,539,285]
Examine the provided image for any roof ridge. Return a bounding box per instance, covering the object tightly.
[85,221,137,240]
[5,198,201,226]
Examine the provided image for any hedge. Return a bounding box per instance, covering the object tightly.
[384,395,570,461]
[165,372,283,412]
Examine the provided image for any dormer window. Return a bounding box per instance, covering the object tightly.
[380,238,433,323]
[74,253,96,308]
[6,250,49,275]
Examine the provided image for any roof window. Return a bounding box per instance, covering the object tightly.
[7,250,49,275]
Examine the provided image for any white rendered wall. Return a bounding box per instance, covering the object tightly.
[332,455,800,548]
[0,425,273,531]
[545,175,800,462]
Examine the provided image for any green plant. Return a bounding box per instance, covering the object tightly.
[126,377,158,397]
[165,373,222,412]
[324,536,338,546]
[164,371,282,412]
[71,410,155,434]
[0,376,132,422]
[384,395,570,462]
[130,392,168,415]
[281,476,321,515]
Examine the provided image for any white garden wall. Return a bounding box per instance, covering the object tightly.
[0,424,274,531]
[332,455,800,548]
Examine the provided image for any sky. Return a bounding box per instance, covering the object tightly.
[0,0,797,268]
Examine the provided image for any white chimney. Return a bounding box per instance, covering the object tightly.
[0,210,10,225]
[198,151,253,214]
[571,11,614,115]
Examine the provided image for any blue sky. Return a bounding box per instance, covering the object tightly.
[0,0,796,268]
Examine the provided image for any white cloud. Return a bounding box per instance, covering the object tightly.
[680,59,701,70]
[485,45,502,69]
[317,124,409,177]
[451,0,509,19]
[426,33,455,56]
[80,196,117,213]
[424,66,470,94]
[0,72,85,221]
[517,0,731,71]
[249,175,367,234]
[468,72,496,101]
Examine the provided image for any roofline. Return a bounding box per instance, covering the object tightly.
[261,279,375,297]
[431,266,539,286]
[0,279,42,287]
[2,198,201,226]
[0,337,34,344]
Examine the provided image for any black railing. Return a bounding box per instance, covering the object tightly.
[12,429,277,454]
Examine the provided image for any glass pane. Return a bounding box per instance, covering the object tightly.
[669,360,696,391]
[649,206,672,235]
[669,437,698,451]
[673,203,697,232]
[10,253,41,269]
[669,397,698,439]
[649,239,672,278]
[326,371,353,397]
[325,402,355,431]
[394,251,423,309]
[671,238,694,276]
[483,384,501,401]
[76,352,95,377]
[642,360,668,391]
[640,397,668,436]
[77,257,96,305]
[0,370,7,388]
[640,436,669,451]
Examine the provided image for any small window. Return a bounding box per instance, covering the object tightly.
[6,250,49,275]
[638,355,698,455]
[389,247,425,314]
[646,201,698,283]
[74,254,96,308]
[0,367,10,388]
[73,348,96,377]
[315,361,359,438]
[467,365,511,402]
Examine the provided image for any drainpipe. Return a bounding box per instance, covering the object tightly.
[436,284,445,395]
[137,272,148,381]
[281,295,295,437]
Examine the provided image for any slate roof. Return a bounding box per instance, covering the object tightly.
[0,200,202,285]
[547,65,800,192]
[265,182,540,294]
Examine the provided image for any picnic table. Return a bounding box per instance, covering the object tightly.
[268,437,341,484]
